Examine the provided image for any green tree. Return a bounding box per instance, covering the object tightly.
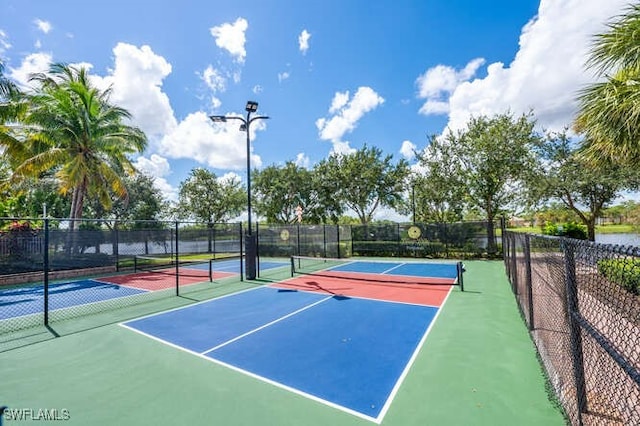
[413,135,466,223]
[176,168,245,223]
[253,161,341,224]
[528,131,640,241]
[454,112,540,254]
[10,63,147,230]
[575,4,640,162]
[86,173,168,222]
[315,145,409,224]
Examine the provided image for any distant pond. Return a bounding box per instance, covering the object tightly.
[595,233,640,247]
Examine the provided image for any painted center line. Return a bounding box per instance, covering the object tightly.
[200,294,334,355]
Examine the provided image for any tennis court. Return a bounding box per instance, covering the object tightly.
[122,259,459,422]
[0,260,566,425]
[0,258,287,321]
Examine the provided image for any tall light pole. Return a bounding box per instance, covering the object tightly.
[210,101,269,279]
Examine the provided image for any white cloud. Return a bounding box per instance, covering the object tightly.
[133,154,177,201]
[252,84,263,94]
[134,153,171,177]
[330,141,356,155]
[424,0,630,134]
[210,18,248,63]
[329,91,350,113]
[0,29,11,54]
[218,172,242,185]
[158,111,264,170]
[200,65,226,92]
[294,153,310,168]
[316,86,384,153]
[298,29,311,54]
[400,140,417,160]
[34,19,52,34]
[416,58,485,115]
[91,43,177,138]
[278,71,290,82]
[8,52,52,87]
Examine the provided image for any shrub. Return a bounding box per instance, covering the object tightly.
[597,258,640,295]
[542,221,588,240]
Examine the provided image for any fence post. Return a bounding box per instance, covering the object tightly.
[256,222,260,278]
[510,235,518,295]
[239,223,244,281]
[175,221,179,296]
[114,221,120,271]
[336,225,341,259]
[323,224,327,258]
[524,234,534,330]
[562,239,587,425]
[43,218,50,326]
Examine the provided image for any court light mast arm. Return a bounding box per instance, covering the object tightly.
[209,101,269,280]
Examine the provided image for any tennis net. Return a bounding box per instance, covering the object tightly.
[133,255,213,281]
[290,255,464,291]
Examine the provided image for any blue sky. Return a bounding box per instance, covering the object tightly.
[0,0,632,219]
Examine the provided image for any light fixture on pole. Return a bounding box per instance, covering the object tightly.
[209,101,269,280]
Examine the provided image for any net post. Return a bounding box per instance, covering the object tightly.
[209,258,213,282]
[290,256,295,277]
[457,261,464,291]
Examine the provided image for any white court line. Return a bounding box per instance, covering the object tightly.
[375,284,454,423]
[117,285,264,324]
[200,295,334,355]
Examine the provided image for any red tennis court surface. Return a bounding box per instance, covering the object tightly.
[99,269,236,291]
[272,275,452,306]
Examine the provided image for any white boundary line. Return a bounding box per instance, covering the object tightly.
[201,295,333,354]
[118,285,265,324]
[120,318,381,423]
[374,285,455,422]
[119,284,452,424]
[0,279,151,322]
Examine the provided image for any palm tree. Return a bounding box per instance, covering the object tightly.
[575,4,640,162]
[12,63,147,232]
[0,60,29,167]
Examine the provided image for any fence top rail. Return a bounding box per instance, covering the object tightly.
[504,231,640,256]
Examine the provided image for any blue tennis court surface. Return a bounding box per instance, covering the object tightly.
[0,260,289,321]
[0,280,147,320]
[328,260,459,279]
[122,286,442,422]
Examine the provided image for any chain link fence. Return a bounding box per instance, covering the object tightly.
[257,219,502,260]
[504,231,640,425]
[0,218,242,340]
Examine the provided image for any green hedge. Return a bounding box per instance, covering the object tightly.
[597,258,640,295]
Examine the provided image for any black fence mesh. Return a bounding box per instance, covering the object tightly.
[351,219,502,258]
[504,231,640,425]
[2,216,503,351]
[0,218,242,340]
[257,224,352,258]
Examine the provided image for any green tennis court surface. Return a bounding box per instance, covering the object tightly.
[0,261,566,425]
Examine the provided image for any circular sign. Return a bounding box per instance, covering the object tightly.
[280,229,290,241]
[408,226,422,239]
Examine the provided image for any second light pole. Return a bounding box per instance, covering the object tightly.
[210,101,269,279]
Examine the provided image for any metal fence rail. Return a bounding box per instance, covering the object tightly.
[1,216,504,351]
[504,231,640,425]
[257,219,502,260]
[0,218,242,338]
